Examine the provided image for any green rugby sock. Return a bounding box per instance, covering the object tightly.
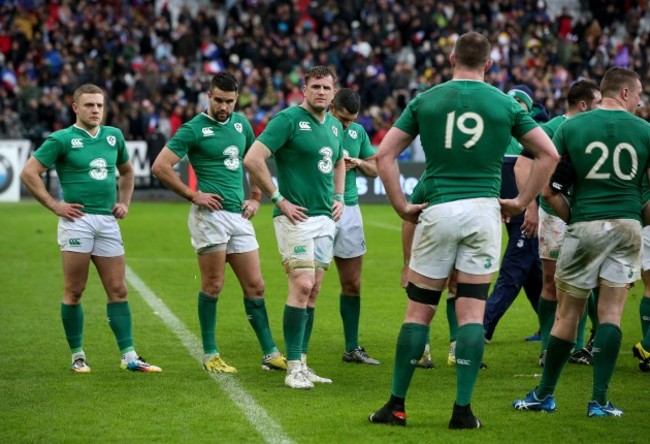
[391,323,428,398]
[340,294,360,351]
[107,301,134,353]
[455,323,484,406]
[575,309,588,350]
[61,303,84,352]
[536,335,574,398]
[244,297,277,356]
[592,323,622,405]
[198,292,218,355]
[640,296,650,342]
[301,307,315,355]
[284,305,306,361]
[537,297,557,352]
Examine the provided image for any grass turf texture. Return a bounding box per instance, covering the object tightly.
[1,201,646,443]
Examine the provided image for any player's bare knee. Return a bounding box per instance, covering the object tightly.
[202,281,223,296]
[106,283,128,302]
[243,279,265,297]
[65,284,86,300]
[341,280,361,296]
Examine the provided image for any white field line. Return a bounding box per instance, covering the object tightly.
[125,265,294,444]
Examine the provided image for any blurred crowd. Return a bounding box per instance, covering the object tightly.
[1,0,650,160]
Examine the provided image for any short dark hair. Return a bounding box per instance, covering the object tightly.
[73,84,104,103]
[332,88,360,114]
[211,72,239,92]
[304,65,337,86]
[600,67,640,98]
[452,32,490,69]
[567,80,600,107]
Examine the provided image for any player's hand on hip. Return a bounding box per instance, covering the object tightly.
[277,199,308,225]
[241,199,260,220]
[399,203,427,224]
[53,202,85,221]
[498,198,525,223]
[112,202,129,219]
[331,199,344,221]
[193,191,223,211]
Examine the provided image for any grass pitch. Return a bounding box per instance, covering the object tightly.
[0,201,646,443]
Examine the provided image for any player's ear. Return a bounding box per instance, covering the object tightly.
[484,59,493,73]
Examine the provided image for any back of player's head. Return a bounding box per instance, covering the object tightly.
[211,72,239,93]
[567,80,600,107]
[600,67,640,98]
[304,65,337,86]
[332,88,361,114]
[452,32,490,70]
[73,84,104,103]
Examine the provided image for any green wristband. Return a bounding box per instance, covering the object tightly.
[334,193,344,202]
[271,190,284,204]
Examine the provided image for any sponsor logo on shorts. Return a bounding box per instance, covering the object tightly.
[293,245,307,254]
[483,258,492,269]
[299,121,311,131]
[202,127,215,136]
[71,138,83,148]
[69,238,81,247]
[106,135,116,146]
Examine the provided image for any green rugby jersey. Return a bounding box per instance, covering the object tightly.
[553,109,650,223]
[539,115,567,216]
[395,80,538,205]
[33,125,129,215]
[258,106,343,218]
[166,112,255,213]
[340,121,375,205]
[409,174,426,205]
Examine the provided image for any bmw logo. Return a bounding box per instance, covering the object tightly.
[0,154,14,194]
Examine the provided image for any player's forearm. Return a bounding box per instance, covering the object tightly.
[356,158,378,177]
[334,159,345,195]
[514,156,533,193]
[117,170,134,207]
[153,163,196,201]
[244,157,276,197]
[377,156,408,214]
[20,171,58,212]
[519,152,558,207]
[542,185,571,222]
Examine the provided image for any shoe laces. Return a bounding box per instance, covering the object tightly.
[355,347,370,358]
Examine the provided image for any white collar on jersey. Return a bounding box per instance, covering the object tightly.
[202,112,230,125]
[73,124,101,138]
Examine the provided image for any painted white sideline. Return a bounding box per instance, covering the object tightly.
[125,265,294,444]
